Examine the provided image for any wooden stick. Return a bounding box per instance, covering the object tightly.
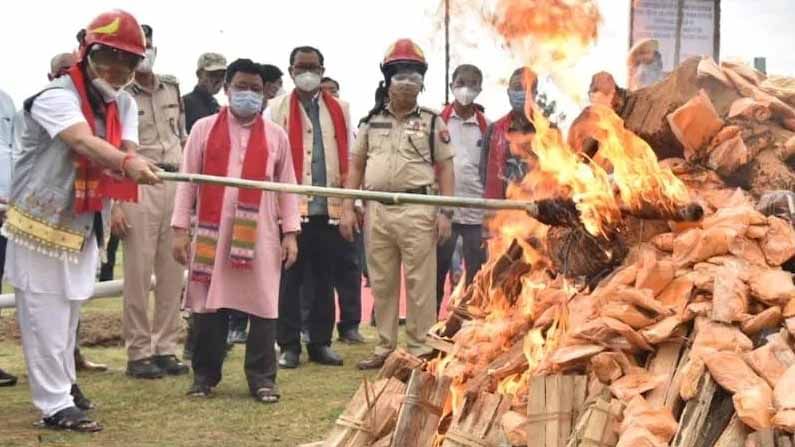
[713,414,748,447]
[390,370,451,447]
[158,171,538,214]
[158,172,704,222]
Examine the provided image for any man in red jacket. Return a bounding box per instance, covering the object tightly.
[480,67,538,200]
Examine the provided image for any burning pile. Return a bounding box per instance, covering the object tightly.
[299,1,795,446]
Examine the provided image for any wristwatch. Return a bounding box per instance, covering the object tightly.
[440,208,454,219]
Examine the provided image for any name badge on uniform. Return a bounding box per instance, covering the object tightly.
[406,119,427,137]
[370,122,392,129]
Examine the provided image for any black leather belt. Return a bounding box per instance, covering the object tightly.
[156,163,179,172]
[377,186,431,205]
[403,186,430,195]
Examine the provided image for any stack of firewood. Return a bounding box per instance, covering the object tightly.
[300,58,795,447]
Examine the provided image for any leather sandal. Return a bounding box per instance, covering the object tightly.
[42,407,102,432]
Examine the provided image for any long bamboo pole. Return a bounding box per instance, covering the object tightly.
[157,172,704,222]
[157,171,540,215]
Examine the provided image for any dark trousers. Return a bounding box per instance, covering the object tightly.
[192,309,276,393]
[0,233,6,280]
[99,235,120,281]
[436,223,486,313]
[228,311,248,333]
[332,229,363,334]
[278,217,336,352]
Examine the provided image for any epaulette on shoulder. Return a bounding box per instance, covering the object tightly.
[159,74,180,85]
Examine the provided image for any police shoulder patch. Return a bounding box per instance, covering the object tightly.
[439,129,451,144]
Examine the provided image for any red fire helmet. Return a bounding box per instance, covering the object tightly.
[80,10,146,60]
[381,38,428,75]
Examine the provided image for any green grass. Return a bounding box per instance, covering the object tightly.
[0,297,383,447]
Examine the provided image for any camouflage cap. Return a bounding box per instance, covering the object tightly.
[197,52,227,72]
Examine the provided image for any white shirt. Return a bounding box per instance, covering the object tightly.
[447,109,489,225]
[31,87,139,143]
[5,85,139,299]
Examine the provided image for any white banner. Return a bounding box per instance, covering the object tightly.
[631,0,719,72]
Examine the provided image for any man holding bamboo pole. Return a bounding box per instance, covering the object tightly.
[3,10,160,430]
[341,39,455,370]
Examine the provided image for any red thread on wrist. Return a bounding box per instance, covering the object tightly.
[120,154,135,175]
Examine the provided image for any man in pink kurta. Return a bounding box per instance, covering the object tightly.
[171,59,300,402]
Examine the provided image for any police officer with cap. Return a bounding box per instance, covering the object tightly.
[341,38,455,369]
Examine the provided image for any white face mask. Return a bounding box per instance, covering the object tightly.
[453,86,479,106]
[294,72,321,92]
[92,77,125,102]
[136,48,157,73]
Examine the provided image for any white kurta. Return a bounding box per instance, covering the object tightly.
[7,85,138,418]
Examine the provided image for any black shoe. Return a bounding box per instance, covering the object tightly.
[307,345,343,366]
[126,358,165,379]
[228,328,248,344]
[0,368,17,387]
[153,355,189,376]
[70,384,94,410]
[278,349,300,369]
[186,382,212,398]
[338,329,366,344]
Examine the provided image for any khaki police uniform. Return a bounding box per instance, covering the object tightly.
[352,104,453,357]
[122,74,187,361]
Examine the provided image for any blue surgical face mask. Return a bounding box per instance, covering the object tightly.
[508,89,526,112]
[229,89,263,117]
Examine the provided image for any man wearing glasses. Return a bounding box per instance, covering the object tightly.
[340,39,455,370]
[266,46,352,369]
[5,10,160,430]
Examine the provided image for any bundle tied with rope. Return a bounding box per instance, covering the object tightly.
[565,392,623,447]
[324,377,406,447]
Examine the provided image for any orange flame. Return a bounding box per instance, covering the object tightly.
[575,104,691,214]
[427,0,692,433]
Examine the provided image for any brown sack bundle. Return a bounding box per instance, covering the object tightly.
[744,332,795,386]
[733,381,775,430]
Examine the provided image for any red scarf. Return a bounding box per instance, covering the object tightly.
[440,103,488,135]
[192,108,268,282]
[288,90,348,182]
[67,65,137,213]
[483,112,514,199]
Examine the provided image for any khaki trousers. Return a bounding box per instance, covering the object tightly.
[121,182,185,361]
[365,202,437,357]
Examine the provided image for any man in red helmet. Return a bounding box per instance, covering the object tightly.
[341,39,455,370]
[3,10,159,431]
